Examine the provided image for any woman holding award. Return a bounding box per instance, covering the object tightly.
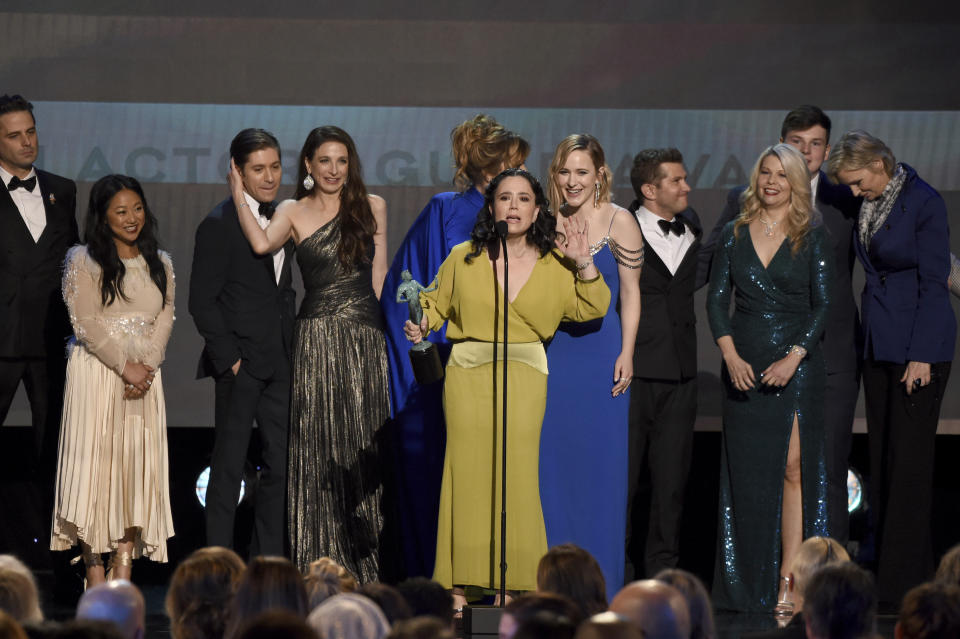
[403,168,610,597]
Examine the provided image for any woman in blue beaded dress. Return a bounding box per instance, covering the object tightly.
[540,134,643,592]
[706,143,833,612]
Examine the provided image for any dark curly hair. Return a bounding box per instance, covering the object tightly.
[83,174,167,308]
[466,168,560,263]
[294,126,376,271]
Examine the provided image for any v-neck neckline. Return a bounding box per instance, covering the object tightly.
[748,225,788,270]
[490,253,538,305]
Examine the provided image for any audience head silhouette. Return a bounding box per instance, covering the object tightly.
[610,580,691,639]
[76,580,146,639]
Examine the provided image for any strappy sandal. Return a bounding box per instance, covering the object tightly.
[107,550,133,581]
[71,547,104,590]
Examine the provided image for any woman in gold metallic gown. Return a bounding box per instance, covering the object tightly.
[230,126,389,581]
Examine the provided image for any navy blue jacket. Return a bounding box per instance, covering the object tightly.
[855,164,955,364]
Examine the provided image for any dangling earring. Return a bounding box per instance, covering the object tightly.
[594,182,601,208]
[302,174,315,190]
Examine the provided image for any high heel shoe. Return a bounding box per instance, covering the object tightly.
[107,551,133,581]
[451,587,467,619]
[773,575,795,625]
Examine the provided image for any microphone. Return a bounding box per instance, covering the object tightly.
[495,220,508,238]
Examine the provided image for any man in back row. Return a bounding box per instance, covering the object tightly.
[701,105,861,544]
[0,94,79,536]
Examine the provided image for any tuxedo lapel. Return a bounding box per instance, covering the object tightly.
[637,229,672,278]
[675,235,701,273]
[34,174,66,250]
[0,185,38,246]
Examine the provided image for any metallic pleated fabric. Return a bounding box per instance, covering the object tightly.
[288,219,389,582]
[706,222,833,612]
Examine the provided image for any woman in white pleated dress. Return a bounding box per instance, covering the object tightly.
[51,174,174,586]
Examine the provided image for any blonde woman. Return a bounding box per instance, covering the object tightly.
[540,134,642,591]
[706,144,833,612]
[828,130,954,608]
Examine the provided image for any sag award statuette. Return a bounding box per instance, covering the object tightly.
[396,270,444,384]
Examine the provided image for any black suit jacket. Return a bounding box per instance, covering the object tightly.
[701,172,861,374]
[0,169,78,358]
[632,207,702,381]
[188,198,295,381]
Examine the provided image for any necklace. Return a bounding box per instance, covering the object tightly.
[759,216,780,237]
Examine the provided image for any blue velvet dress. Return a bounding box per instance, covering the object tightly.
[706,221,833,612]
[540,239,628,594]
[380,188,484,577]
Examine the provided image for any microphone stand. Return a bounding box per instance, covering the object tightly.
[495,221,509,606]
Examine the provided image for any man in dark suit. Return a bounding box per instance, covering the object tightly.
[625,148,701,580]
[189,128,295,556]
[700,106,861,544]
[0,94,78,476]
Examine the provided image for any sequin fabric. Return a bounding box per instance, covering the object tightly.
[287,218,389,582]
[62,246,174,372]
[706,222,832,612]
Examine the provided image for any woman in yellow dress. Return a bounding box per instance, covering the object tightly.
[403,168,610,596]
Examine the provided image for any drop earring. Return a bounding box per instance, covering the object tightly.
[594,182,601,208]
[303,174,315,190]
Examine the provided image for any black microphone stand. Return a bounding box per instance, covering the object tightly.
[495,221,509,606]
[463,224,510,633]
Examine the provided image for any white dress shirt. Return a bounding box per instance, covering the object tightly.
[1,165,46,242]
[634,205,694,275]
[811,172,821,205]
[242,190,284,284]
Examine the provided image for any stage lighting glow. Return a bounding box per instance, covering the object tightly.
[847,468,864,513]
[195,466,245,508]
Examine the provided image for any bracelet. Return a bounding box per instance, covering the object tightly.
[238,202,250,209]
[789,345,807,359]
[576,260,594,271]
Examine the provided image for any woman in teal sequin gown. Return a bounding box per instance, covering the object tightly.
[706,144,833,612]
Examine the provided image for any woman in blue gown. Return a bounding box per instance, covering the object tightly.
[540,135,644,593]
[706,144,832,612]
[380,115,529,584]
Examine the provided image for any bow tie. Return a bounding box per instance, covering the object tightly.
[7,175,37,192]
[258,201,276,220]
[657,216,685,237]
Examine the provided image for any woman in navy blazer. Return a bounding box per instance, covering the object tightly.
[829,130,955,607]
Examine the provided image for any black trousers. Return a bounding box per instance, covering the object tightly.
[862,358,950,605]
[205,364,290,557]
[823,367,860,545]
[625,376,697,581]
[0,355,66,474]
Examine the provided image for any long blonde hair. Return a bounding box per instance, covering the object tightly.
[547,134,612,215]
[734,143,813,255]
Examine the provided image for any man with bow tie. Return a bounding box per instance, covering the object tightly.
[188,128,295,556]
[0,94,78,484]
[624,148,702,580]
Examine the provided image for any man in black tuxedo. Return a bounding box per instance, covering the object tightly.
[700,106,861,544]
[625,148,702,579]
[189,128,295,556]
[0,94,78,476]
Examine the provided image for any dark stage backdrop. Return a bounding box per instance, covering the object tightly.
[3,2,960,429]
